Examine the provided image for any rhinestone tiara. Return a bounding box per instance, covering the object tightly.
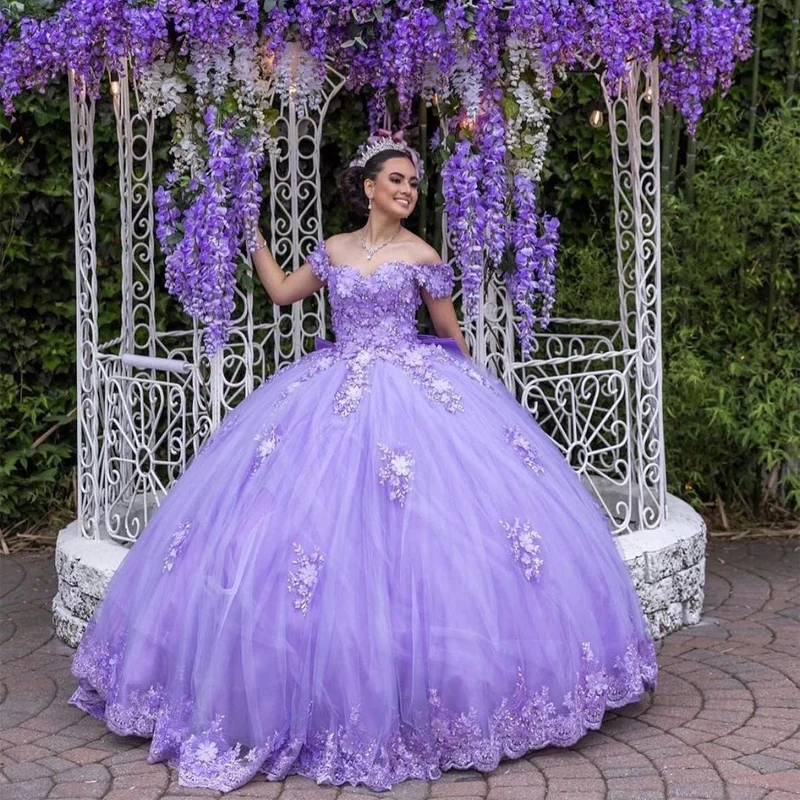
[350,131,423,180]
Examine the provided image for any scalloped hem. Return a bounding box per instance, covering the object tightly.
[68,636,657,793]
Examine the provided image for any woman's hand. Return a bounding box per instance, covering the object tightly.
[250,228,325,305]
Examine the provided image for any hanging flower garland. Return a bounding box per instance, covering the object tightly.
[504,36,559,357]
[0,0,753,356]
[148,14,279,355]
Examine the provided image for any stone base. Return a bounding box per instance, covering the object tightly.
[53,519,128,647]
[54,494,706,647]
[614,494,707,639]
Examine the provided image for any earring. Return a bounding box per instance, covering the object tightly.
[368,197,372,211]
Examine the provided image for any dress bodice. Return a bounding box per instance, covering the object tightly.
[307,239,455,356]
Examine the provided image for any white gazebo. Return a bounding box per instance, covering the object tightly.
[54,56,706,646]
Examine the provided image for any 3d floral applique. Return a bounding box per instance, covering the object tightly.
[394,347,464,413]
[377,444,415,506]
[162,521,192,573]
[414,261,455,300]
[287,543,325,615]
[504,426,544,474]
[251,424,280,473]
[333,349,374,418]
[500,518,543,581]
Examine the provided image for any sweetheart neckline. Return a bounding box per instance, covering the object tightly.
[328,260,445,282]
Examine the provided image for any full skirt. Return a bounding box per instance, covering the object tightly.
[69,338,657,792]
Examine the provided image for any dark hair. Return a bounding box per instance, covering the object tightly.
[339,148,415,217]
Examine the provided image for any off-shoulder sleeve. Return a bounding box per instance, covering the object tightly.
[306,238,331,282]
[415,260,455,299]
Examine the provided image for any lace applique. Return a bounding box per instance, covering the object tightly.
[612,638,659,696]
[162,521,192,573]
[180,714,276,789]
[453,359,493,390]
[323,345,467,417]
[287,543,325,615]
[251,425,280,473]
[70,618,125,697]
[306,238,331,282]
[504,426,544,473]
[377,444,415,505]
[500,518,543,581]
[69,618,656,793]
[332,349,374,418]
[581,643,611,697]
[393,347,464,413]
[426,634,656,769]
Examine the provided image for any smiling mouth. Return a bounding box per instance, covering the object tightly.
[395,198,410,207]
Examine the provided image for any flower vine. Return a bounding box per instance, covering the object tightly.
[0,0,753,355]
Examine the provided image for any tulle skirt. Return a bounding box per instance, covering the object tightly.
[69,337,657,792]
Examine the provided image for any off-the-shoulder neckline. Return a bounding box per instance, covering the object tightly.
[316,239,447,281]
[329,260,448,282]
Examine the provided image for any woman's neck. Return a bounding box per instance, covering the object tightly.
[362,215,402,245]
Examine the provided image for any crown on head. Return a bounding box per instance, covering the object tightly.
[350,129,424,180]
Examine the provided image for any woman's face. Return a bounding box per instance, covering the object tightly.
[365,156,419,220]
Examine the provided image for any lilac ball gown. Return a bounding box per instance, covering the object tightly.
[69,240,657,793]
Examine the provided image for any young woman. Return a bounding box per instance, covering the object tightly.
[69,133,657,793]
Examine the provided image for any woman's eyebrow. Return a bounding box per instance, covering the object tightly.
[389,171,418,180]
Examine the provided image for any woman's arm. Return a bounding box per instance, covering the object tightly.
[250,228,325,305]
[422,290,470,357]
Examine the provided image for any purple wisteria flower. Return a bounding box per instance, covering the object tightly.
[442,138,484,318]
[507,171,559,358]
[476,98,508,272]
[155,104,266,356]
[660,0,753,134]
[0,0,753,354]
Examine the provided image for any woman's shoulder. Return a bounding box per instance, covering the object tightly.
[397,232,444,265]
[402,236,454,299]
[324,232,353,248]
[323,232,357,264]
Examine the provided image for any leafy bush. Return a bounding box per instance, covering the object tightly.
[661,104,800,513]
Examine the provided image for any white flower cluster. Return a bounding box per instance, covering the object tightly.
[185,52,235,105]
[169,103,202,178]
[233,39,277,154]
[420,59,448,104]
[444,53,483,121]
[136,58,188,119]
[144,38,283,182]
[135,57,202,178]
[504,37,551,185]
[273,41,326,119]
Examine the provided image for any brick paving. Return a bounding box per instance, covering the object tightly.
[1,537,798,800]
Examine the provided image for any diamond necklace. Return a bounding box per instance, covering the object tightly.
[359,225,402,261]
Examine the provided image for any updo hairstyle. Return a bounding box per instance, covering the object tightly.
[339,148,415,217]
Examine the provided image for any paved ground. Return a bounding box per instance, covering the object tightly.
[0,537,798,800]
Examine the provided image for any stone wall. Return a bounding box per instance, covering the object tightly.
[615,495,707,639]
